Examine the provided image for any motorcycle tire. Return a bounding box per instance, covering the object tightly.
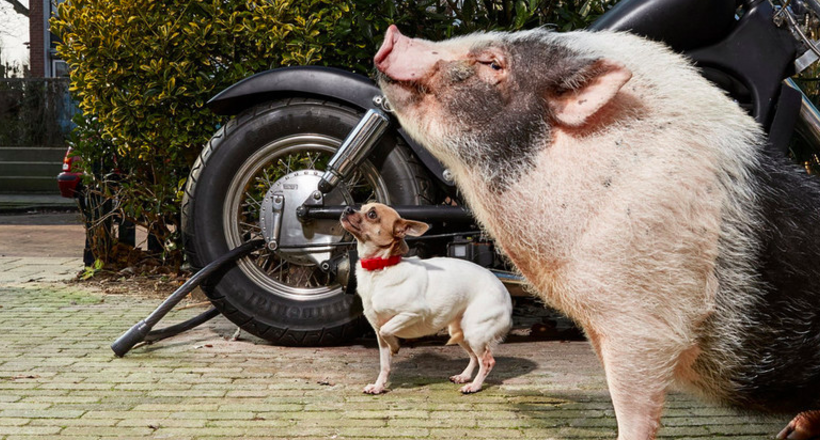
[182,98,434,346]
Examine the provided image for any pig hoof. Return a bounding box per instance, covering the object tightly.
[449,374,471,384]
[777,410,820,439]
[363,384,386,395]
[459,384,482,394]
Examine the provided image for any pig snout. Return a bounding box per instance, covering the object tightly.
[375,25,439,82]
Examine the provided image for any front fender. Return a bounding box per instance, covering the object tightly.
[207,65,452,187]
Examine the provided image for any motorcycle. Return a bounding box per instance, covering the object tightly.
[180,0,820,346]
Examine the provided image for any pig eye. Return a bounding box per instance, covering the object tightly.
[367,210,378,220]
[478,59,503,71]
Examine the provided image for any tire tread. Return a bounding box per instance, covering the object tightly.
[181,97,434,346]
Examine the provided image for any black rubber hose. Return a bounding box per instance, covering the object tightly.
[143,307,222,343]
[111,239,264,357]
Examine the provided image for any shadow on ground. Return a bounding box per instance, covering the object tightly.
[388,352,538,391]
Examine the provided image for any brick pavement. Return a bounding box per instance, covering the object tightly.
[0,257,792,439]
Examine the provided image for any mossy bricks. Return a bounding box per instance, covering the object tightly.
[0,281,790,439]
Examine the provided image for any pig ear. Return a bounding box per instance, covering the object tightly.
[393,219,430,238]
[548,59,632,127]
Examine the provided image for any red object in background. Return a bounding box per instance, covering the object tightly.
[57,147,83,198]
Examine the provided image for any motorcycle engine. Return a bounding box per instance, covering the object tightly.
[446,236,495,267]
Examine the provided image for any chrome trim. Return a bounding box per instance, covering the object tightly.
[320,109,391,192]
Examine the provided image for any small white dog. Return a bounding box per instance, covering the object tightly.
[340,202,512,394]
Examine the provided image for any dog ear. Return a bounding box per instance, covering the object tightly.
[393,219,430,238]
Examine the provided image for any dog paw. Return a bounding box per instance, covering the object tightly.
[778,411,820,439]
[449,374,471,384]
[459,384,482,394]
[363,384,387,395]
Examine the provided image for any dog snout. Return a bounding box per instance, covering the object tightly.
[341,205,357,220]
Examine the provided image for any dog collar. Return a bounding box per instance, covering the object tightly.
[360,255,402,271]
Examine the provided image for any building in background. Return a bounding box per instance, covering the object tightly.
[0,0,74,195]
[28,0,67,77]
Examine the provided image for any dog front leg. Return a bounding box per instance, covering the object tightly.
[364,333,393,394]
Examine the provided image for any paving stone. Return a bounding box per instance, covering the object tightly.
[0,275,797,439]
[0,427,62,436]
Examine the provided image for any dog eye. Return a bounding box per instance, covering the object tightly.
[367,210,377,220]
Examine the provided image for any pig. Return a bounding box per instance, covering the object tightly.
[375,24,820,440]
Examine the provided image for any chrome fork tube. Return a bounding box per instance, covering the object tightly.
[317,108,391,193]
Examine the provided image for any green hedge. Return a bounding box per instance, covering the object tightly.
[52,0,612,269]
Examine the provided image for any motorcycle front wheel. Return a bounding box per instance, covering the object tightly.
[182,98,434,346]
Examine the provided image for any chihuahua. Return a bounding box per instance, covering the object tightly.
[340,203,512,394]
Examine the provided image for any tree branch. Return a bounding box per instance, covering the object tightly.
[2,0,29,17]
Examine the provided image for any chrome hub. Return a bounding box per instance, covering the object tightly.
[260,170,351,266]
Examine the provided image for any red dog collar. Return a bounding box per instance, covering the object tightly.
[360,255,402,271]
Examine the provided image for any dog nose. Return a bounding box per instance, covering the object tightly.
[344,206,356,215]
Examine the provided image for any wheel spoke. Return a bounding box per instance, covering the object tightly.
[262,168,273,188]
[227,140,386,299]
[267,259,285,275]
[242,193,262,209]
[308,269,322,288]
[239,221,261,232]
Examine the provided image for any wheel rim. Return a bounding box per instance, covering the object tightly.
[223,134,389,301]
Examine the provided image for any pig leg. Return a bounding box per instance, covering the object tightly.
[364,333,392,394]
[598,337,678,440]
[777,410,820,440]
[450,341,478,384]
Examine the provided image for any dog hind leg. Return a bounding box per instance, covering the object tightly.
[450,341,478,384]
[777,410,820,440]
[446,322,464,345]
[381,334,401,355]
[460,346,495,394]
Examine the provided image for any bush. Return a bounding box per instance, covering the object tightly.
[52,0,612,271]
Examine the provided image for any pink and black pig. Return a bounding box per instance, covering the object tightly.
[376,25,820,440]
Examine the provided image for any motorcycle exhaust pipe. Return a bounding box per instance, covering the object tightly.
[318,108,391,193]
